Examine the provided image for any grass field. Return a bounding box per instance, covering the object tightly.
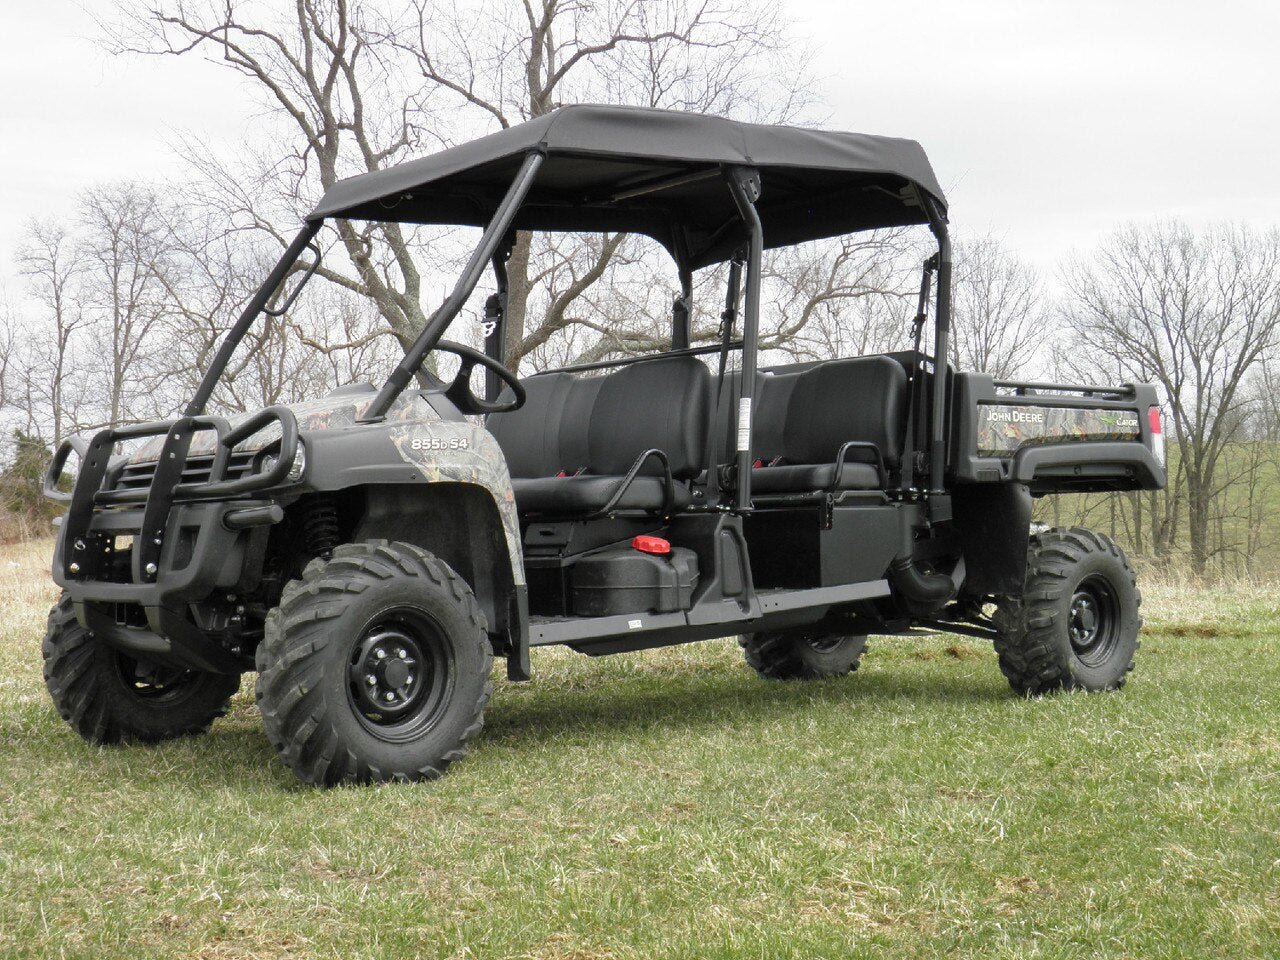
[2,539,1280,959]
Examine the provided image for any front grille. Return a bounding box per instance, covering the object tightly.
[112,451,259,491]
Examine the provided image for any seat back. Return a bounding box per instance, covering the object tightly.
[486,372,575,478]
[781,355,908,467]
[708,355,910,473]
[708,368,801,468]
[586,355,710,479]
[488,355,711,480]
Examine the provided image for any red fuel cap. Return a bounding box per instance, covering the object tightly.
[631,535,672,555]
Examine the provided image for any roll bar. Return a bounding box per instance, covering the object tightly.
[360,151,545,422]
[186,224,322,417]
[923,196,952,495]
[725,166,764,512]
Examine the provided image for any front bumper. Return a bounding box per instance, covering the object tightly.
[53,500,272,673]
[46,407,301,673]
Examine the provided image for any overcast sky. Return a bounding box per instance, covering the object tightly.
[2,0,1278,294]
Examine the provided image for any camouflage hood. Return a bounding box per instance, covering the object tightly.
[125,387,433,464]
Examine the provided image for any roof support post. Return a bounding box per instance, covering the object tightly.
[899,255,936,495]
[484,237,515,401]
[725,166,763,513]
[185,221,321,417]
[924,198,951,494]
[671,266,693,350]
[362,151,545,422]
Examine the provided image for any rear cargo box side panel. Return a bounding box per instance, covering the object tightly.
[976,404,1140,456]
[951,372,1164,491]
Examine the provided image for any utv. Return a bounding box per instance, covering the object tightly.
[42,106,1166,786]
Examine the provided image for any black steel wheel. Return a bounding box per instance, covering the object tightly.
[1067,574,1123,668]
[740,630,868,680]
[346,609,453,740]
[994,527,1141,696]
[255,541,492,786]
[42,593,239,744]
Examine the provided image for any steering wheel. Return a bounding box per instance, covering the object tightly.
[433,340,525,415]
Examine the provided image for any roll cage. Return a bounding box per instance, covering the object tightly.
[151,106,955,519]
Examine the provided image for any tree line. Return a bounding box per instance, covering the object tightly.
[2,0,1279,580]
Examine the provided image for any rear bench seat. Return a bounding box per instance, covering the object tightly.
[754,355,907,493]
[710,354,910,494]
[487,355,710,516]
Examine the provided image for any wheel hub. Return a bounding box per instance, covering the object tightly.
[348,627,427,722]
[1069,595,1099,644]
[1067,575,1120,665]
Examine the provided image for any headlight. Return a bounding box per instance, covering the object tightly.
[286,444,307,482]
[261,444,306,483]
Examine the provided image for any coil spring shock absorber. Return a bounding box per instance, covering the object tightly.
[301,494,340,559]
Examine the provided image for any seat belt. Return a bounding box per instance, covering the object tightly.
[704,259,743,508]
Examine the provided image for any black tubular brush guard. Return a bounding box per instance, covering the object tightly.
[47,406,298,588]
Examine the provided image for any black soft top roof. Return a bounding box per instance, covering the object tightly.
[310,105,946,269]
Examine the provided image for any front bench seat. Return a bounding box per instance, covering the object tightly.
[492,356,710,516]
[750,355,907,494]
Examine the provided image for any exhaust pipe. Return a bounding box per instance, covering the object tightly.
[889,556,955,606]
[889,525,955,608]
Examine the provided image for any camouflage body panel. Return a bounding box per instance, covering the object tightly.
[976,403,1141,457]
[385,418,523,585]
[125,392,425,461]
[125,390,525,585]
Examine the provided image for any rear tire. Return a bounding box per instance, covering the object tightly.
[42,594,239,744]
[993,527,1141,696]
[255,541,493,786]
[741,630,868,680]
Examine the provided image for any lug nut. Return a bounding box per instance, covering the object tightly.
[375,649,387,659]
[396,648,407,659]
[366,674,377,686]
[145,562,158,576]
[68,562,81,575]
[383,691,395,702]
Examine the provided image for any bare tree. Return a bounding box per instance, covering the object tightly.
[1060,220,1280,576]
[78,184,172,424]
[375,0,809,366]
[15,221,91,443]
[759,232,918,363]
[111,0,433,349]
[110,0,807,373]
[0,299,16,414]
[950,236,1046,379]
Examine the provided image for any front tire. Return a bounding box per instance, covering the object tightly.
[741,630,868,680]
[255,541,493,786]
[42,594,239,744]
[994,527,1141,696]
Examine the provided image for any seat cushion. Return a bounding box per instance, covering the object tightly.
[512,475,693,515]
[750,462,882,493]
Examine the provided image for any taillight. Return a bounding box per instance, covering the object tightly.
[1148,406,1165,467]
